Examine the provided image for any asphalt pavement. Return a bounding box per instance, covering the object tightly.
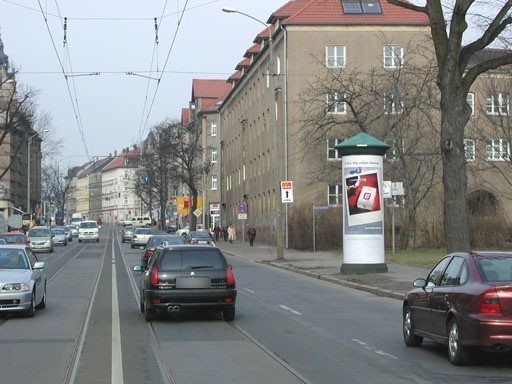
[216,238,431,301]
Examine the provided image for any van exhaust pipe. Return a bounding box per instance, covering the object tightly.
[167,305,180,313]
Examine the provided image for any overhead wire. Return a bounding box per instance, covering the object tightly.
[137,0,191,143]
[136,1,169,142]
[36,0,90,159]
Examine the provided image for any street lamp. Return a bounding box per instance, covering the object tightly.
[27,129,49,214]
[222,6,284,259]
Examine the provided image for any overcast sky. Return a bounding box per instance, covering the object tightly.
[0,0,285,167]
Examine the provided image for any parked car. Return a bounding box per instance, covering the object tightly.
[121,226,136,243]
[166,222,177,233]
[78,221,100,243]
[51,227,68,246]
[176,226,190,237]
[68,225,78,237]
[0,231,30,246]
[57,226,72,241]
[185,230,216,246]
[133,244,236,321]
[403,251,512,365]
[131,227,155,249]
[0,244,47,317]
[27,226,54,253]
[141,234,185,268]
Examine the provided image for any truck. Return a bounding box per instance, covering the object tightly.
[71,213,86,226]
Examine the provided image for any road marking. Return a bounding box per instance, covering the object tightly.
[242,287,255,294]
[279,304,302,316]
[112,240,124,383]
[352,339,398,360]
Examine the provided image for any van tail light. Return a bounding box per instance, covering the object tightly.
[478,289,502,314]
[226,266,235,286]
[150,266,159,285]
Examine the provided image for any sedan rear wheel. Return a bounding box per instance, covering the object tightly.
[403,306,422,347]
[447,319,472,365]
[223,307,235,322]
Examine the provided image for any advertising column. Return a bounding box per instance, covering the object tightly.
[336,133,390,274]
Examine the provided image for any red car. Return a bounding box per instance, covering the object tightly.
[403,251,512,365]
[0,231,30,246]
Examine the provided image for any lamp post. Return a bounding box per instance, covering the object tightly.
[27,129,49,214]
[222,6,284,259]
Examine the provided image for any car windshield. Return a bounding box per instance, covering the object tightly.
[52,229,65,235]
[80,222,98,229]
[0,249,28,269]
[136,228,154,235]
[148,236,184,247]
[28,228,50,237]
[188,231,211,238]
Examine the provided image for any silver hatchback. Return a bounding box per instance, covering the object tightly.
[131,227,155,249]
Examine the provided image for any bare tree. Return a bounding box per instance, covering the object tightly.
[296,46,442,249]
[137,121,177,228]
[167,120,211,231]
[388,0,512,252]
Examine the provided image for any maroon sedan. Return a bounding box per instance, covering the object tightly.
[403,251,512,365]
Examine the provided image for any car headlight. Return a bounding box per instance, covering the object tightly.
[2,283,29,291]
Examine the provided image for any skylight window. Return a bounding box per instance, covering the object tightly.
[342,0,382,14]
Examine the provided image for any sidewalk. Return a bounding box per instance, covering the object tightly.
[216,239,430,301]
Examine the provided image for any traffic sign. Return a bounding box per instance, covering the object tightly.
[314,205,329,211]
[237,203,248,214]
[281,180,294,203]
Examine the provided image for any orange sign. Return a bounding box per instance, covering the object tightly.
[281,181,293,189]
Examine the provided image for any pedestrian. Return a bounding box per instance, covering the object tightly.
[213,224,221,241]
[247,226,256,246]
[227,225,236,243]
[222,226,228,241]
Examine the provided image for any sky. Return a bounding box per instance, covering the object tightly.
[0,0,286,169]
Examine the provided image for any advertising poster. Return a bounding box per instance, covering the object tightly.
[343,156,383,235]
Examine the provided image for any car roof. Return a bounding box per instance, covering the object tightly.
[0,231,25,235]
[0,244,27,250]
[163,244,220,251]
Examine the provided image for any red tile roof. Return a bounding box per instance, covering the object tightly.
[102,148,140,171]
[271,0,429,25]
[191,79,231,101]
[181,108,190,126]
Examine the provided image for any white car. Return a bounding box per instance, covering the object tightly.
[176,226,190,237]
[130,227,155,248]
[78,221,100,243]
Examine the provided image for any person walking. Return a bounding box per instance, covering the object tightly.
[247,226,256,246]
[227,225,236,243]
[213,224,221,241]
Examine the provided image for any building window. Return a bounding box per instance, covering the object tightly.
[384,45,403,68]
[486,93,509,115]
[210,122,217,136]
[326,45,346,68]
[211,149,217,163]
[486,139,509,161]
[211,175,218,190]
[327,92,346,114]
[384,93,404,115]
[328,184,343,205]
[341,0,382,14]
[327,138,344,159]
[467,93,475,116]
[464,139,475,161]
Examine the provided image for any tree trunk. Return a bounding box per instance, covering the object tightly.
[440,93,471,252]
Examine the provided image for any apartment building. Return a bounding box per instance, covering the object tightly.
[0,35,43,219]
[219,0,432,245]
[187,79,230,229]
